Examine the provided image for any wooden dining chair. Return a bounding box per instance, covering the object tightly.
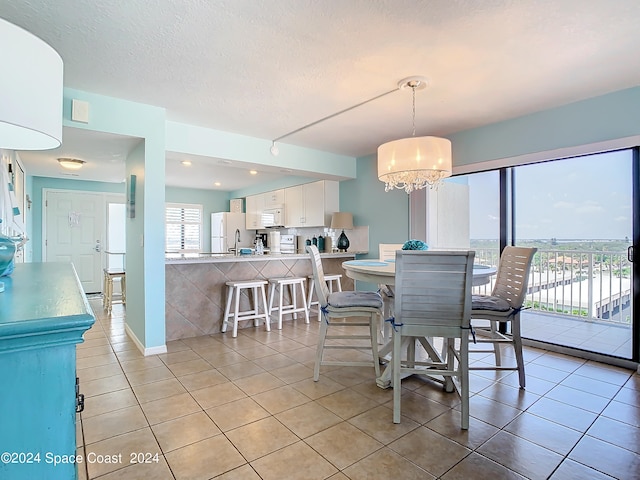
[392,250,475,429]
[306,245,383,381]
[469,246,537,388]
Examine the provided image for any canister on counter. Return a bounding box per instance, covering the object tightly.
[317,235,325,252]
[325,236,333,253]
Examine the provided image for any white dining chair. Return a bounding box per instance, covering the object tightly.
[469,246,537,388]
[306,245,383,381]
[392,250,475,429]
[378,243,404,261]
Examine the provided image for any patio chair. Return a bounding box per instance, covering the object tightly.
[306,245,383,381]
[392,250,475,429]
[469,246,537,388]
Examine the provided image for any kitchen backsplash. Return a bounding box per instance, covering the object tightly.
[254,226,369,254]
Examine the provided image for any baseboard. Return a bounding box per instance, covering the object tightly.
[125,323,167,356]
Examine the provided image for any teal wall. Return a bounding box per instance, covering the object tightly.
[450,86,640,167]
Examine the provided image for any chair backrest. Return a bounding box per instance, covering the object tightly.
[306,245,330,306]
[379,243,404,261]
[491,246,537,309]
[395,250,475,329]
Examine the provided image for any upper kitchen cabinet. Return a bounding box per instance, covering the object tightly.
[285,180,339,228]
[245,193,265,229]
[263,189,285,208]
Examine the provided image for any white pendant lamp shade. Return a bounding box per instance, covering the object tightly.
[0,18,63,150]
[377,136,452,193]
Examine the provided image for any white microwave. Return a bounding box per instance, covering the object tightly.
[262,207,285,227]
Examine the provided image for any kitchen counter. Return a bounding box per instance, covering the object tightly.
[165,251,356,340]
[165,251,361,264]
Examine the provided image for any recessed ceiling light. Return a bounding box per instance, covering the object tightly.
[57,158,85,170]
[249,170,258,175]
[214,182,221,187]
[181,160,192,166]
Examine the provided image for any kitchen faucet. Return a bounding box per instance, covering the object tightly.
[234,228,241,256]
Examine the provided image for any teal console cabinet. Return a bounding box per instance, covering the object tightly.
[0,263,95,479]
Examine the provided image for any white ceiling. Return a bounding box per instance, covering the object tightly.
[3,0,640,190]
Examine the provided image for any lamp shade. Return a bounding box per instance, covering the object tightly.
[331,212,353,230]
[0,18,63,150]
[377,136,452,193]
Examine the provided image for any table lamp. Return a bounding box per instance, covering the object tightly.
[331,212,353,252]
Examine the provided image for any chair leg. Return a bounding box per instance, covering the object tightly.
[300,282,309,324]
[369,313,380,377]
[314,318,329,381]
[490,320,502,366]
[460,335,470,430]
[278,284,284,329]
[252,287,260,326]
[260,285,270,332]
[121,275,126,305]
[290,283,298,320]
[392,328,402,423]
[232,286,241,338]
[267,283,277,329]
[444,337,455,393]
[221,285,233,333]
[511,313,526,388]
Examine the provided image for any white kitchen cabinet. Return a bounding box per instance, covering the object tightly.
[284,180,339,227]
[245,193,265,229]
[264,189,285,208]
[284,185,304,226]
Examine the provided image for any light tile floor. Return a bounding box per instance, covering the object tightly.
[77,300,640,479]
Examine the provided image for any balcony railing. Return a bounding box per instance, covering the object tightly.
[472,248,632,325]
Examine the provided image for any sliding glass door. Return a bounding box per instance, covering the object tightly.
[457,149,638,362]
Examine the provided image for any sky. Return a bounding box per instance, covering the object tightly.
[463,149,633,240]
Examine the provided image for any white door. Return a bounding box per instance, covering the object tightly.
[45,190,105,293]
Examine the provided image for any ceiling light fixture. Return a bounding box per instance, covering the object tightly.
[0,18,63,150]
[57,158,86,170]
[180,160,192,166]
[377,76,452,193]
[249,169,258,175]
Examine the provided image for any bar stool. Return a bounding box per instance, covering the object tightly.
[222,280,270,338]
[267,277,309,329]
[103,251,126,314]
[103,267,126,314]
[307,273,342,321]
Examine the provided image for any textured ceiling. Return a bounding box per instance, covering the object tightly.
[3,0,640,189]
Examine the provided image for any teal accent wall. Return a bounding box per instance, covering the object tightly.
[341,154,409,255]
[450,86,640,166]
[30,176,124,262]
[340,154,409,291]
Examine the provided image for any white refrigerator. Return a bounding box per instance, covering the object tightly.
[211,212,252,253]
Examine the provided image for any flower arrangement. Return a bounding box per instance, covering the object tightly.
[402,239,428,251]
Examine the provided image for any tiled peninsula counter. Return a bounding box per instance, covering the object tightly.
[165,252,355,340]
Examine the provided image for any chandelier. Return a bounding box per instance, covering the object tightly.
[377,77,452,194]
